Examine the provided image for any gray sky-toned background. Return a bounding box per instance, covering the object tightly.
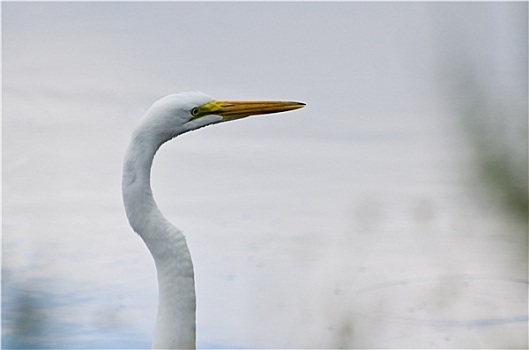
[3,2,527,348]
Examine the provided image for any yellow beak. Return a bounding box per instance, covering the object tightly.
[195,100,305,121]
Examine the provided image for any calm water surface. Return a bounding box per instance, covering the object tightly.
[3,2,527,348]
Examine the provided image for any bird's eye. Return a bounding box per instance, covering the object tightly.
[191,108,200,117]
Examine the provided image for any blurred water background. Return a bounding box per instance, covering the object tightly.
[2,2,527,349]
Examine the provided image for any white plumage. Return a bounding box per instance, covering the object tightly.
[122,92,304,349]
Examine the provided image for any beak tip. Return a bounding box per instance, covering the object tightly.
[291,101,306,109]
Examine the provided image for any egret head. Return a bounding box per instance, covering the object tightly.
[137,91,305,143]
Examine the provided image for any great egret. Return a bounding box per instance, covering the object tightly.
[122,91,305,349]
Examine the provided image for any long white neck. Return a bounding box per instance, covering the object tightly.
[122,126,196,349]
